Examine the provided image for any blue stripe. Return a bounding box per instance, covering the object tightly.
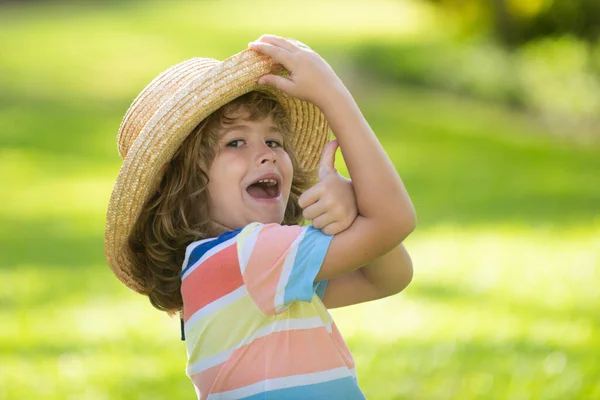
[240,376,365,400]
[181,228,241,276]
[283,225,333,306]
[315,280,328,300]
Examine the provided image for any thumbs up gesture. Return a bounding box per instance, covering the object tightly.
[298,140,358,236]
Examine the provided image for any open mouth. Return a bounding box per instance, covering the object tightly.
[246,177,281,200]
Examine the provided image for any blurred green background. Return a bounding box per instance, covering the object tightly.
[1,0,598,399]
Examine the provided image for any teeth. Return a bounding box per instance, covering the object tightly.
[256,179,277,186]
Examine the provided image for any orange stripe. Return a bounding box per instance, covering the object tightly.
[243,224,303,314]
[190,361,225,400]
[330,323,356,370]
[181,243,243,322]
[210,326,348,392]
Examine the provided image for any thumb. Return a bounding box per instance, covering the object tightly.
[318,139,339,181]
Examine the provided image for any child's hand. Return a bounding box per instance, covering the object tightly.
[298,140,358,236]
[248,35,344,110]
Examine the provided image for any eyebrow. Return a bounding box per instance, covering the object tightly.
[219,124,281,135]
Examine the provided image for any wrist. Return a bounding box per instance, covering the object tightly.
[313,81,352,116]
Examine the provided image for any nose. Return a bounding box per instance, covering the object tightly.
[257,142,277,165]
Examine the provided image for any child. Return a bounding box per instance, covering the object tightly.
[105,35,416,399]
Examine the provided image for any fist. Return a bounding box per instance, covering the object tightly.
[248,34,343,110]
[298,140,358,236]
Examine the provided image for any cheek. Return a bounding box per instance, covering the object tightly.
[207,154,245,198]
[207,175,238,220]
[206,158,228,200]
[279,152,294,192]
[281,152,293,176]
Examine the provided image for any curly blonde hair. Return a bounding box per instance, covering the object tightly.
[127,91,314,315]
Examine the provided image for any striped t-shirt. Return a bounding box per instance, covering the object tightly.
[180,222,365,399]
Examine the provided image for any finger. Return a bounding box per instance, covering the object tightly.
[298,184,323,209]
[258,74,295,94]
[312,212,336,230]
[318,139,339,181]
[248,41,294,71]
[302,201,328,221]
[288,39,311,51]
[256,34,300,52]
[321,222,345,236]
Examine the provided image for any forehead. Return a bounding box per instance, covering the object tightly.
[218,116,282,136]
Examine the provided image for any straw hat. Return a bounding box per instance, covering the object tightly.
[105,47,330,294]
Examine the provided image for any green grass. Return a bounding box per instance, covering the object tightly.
[1,1,599,399]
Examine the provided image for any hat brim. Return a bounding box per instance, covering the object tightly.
[105,49,330,294]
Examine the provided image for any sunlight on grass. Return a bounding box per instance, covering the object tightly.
[332,228,599,344]
[0,0,439,100]
[2,229,598,399]
[1,1,599,399]
[0,149,114,221]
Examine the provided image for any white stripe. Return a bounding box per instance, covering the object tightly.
[238,224,262,275]
[349,367,357,379]
[184,286,248,333]
[207,367,352,399]
[273,228,306,312]
[187,317,328,375]
[246,316,324,344]
[188,347,236,376]
[182,236,237,280]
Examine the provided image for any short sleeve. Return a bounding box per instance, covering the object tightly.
[236,222,332,315]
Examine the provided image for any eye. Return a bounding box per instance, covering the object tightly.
[266,140,283,148]
[226,139,245,148]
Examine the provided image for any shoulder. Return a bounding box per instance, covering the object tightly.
[181,223,326,274]
[238,223,331,265]
[238,223,325,248]
[181,228,243,276]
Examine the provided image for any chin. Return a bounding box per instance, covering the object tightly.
[254,213,285,225]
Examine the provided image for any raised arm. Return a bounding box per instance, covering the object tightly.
[249,35,416,280]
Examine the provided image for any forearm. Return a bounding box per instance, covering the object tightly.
[248,35,416,280]
[359,243,413,297]
[314,84,416,280]
[318,84,416,241]
[321,243,413,308]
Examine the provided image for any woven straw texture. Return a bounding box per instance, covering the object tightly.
[105,49,330,294]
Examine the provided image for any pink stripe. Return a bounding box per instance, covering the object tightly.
[330,323,356,370]
[243,224,303,315]
[191,361,225,400]
[210,327,348,393]
[181,243,243,322]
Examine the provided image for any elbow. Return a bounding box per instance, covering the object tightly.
[405,202,417,231]
[374,203,417,255]
[391,208,417,245]
[403,210,417,238]
[378,211,416,253]
[373,250,414,299]
[390,254,414,296]
[400,258,414,293]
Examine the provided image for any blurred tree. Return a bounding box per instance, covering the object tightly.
[490,0,517,46]
[427,0,600,47]
[520,0,600,43]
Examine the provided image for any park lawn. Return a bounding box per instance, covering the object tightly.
[1,228,598,400]
[1,84,598,399]
[1,1,599,399]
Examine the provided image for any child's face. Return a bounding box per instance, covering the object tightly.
[206,112,293,230]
